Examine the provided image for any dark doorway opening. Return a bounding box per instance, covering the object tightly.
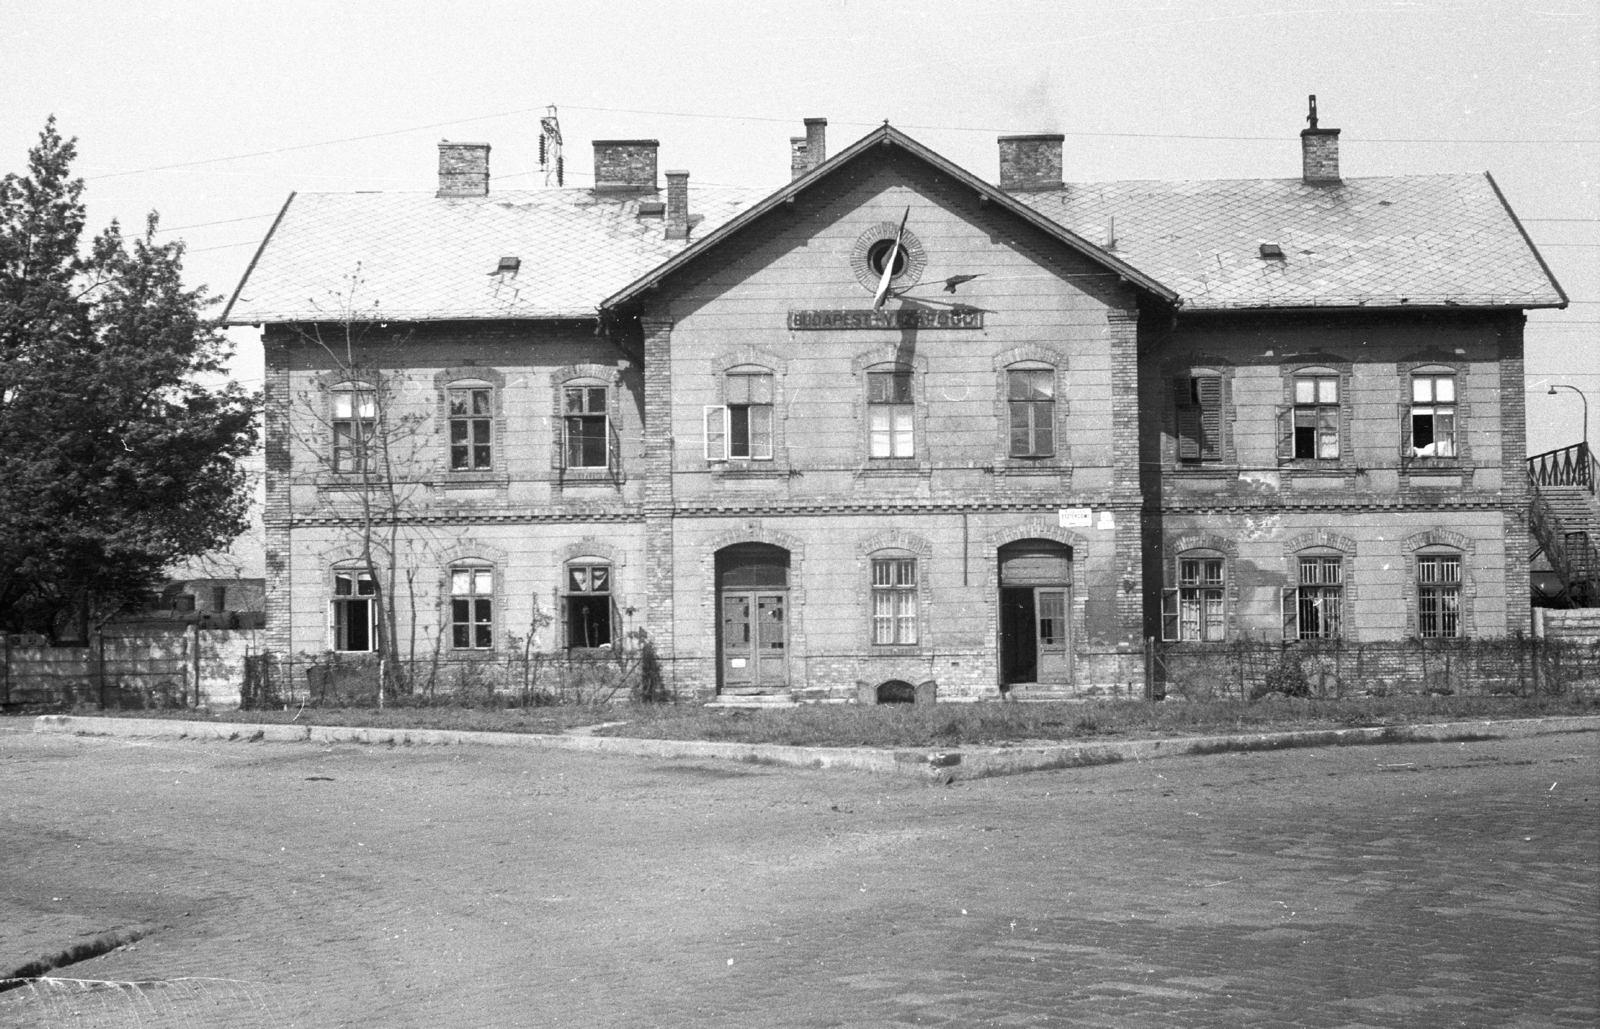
[998,539,1072,686]
[876,679,916,704]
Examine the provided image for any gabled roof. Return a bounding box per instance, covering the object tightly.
[221,186,766,324]
[1013,172,1567,311]
[602,125,1180,311]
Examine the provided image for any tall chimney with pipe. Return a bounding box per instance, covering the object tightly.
[804,118,827,171]
[437,141,491,197]
[1300,95,1341,184]
[665,170,690,239]
[592,140,660,192]
[997,134,1064,191]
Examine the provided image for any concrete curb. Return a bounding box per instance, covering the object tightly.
[30,713,1600,782]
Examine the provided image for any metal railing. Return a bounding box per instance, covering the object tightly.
[1527,442,1596,496]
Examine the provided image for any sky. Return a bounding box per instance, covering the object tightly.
[3,0,1597,454]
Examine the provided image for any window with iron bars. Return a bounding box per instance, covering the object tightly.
[1282,556,1342,640]
[1416,554,1461,637]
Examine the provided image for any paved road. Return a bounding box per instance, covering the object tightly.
[1,725,1595,1028]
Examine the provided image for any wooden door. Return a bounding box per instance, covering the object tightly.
[1034,588,1069,684]
[754,593,788,686]
[721,592,754,687]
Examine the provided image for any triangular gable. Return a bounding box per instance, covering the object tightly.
[600,125,1180,312]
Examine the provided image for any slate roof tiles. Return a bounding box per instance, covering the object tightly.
[224,152,1565,324]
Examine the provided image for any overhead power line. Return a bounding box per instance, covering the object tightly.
[78,103,1600,183]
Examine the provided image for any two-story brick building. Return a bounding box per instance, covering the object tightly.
[225,105,1566,702]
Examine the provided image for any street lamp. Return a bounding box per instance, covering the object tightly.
[1547,383,1590,474]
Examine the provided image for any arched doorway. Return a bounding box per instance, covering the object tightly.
[715,543,790,691]
[998,539,1072,686]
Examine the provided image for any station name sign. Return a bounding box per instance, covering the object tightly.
[787,309,984,331]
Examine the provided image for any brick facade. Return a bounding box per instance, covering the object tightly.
[249,128,1552,704]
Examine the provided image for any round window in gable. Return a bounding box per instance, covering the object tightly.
[850,221,927,295]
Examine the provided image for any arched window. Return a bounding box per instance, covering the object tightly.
[705,366,774,462]
[565,558,614,648]
[1283,549,1344,640]
[866,365,915,459]
[449,562,495,650]
[330,382,376,474]
[1006,363,1056,457]
[446,379,495,471]
[1408,367,1458,460]
[1416,549,1463,637]
[329,565,377,652]
[1162,551,1226,641]
[1173,369,1223,463]
[1278,366,1342,462]
[869,550,918,645]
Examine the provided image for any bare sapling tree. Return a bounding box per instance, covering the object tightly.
[288,265,437,706]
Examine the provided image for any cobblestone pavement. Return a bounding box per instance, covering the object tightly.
[1,725,1595,1028]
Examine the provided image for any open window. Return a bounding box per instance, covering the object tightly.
[1407,372,1457,460]
[331,384,376,474]
[565,559,614,649]
[1282,552,1343,640]
[704,369,774,461]
[330,567,377,652]
[1277,370,1341,463]
[1162,553,1226,641]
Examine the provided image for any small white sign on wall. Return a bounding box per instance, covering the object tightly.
[1098,511,1116,530]
[1058,508,1092,528]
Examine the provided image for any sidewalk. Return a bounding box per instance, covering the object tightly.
[32,712,1600,782]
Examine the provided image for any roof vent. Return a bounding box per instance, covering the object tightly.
[1259,243,1285,260]
[492,256,520,275]
[636,201,665,218]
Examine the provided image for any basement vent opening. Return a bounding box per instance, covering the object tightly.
[1259,243,1285,260]
[491,256,521,275]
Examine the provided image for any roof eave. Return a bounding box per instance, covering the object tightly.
[220,191,296,326]
[601,125,1180,312]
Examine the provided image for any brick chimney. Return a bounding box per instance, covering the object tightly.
[592,140,659,192]
[1300,95,1340,184]
[998,134,1064,191]
[665,170,690,239]
[437,141,491,197]
[804,118,827,170]
[790,137,809,181]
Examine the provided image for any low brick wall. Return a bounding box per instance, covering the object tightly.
[2,630,263,711]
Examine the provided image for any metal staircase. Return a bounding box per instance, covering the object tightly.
[1528,443,1600,607]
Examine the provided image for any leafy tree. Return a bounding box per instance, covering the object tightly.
[0,118,258,638]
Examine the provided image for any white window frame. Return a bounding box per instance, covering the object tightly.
[1416,552,1462,638]
[329,567,378,652]
[447,385,494,472]
[1408,374,1457,460]
[1162,556,1225,642]
[870,557,918,645]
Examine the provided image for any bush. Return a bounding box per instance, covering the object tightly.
[1253,654,1312,700]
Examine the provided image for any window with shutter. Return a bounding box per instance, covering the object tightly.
[1174,375,1222,463]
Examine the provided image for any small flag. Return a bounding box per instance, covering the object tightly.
[873,207,910,311]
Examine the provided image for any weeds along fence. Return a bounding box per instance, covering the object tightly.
[244,641,666,711]
[1153,636,1600,702]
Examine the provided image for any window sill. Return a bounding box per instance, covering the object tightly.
[711,463,791,479]
[856,461,929,478]
[868,645,923,657]
[443,648,499,661]
[1403,460,1466,474]
[436,472,510,489]
[557,467,622,485]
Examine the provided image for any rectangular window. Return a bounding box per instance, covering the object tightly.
[450,566,494,650]
[1174,376,1222,462]
[449,387,493,471]
[1417,555,1461,638]
[1008,368,1055,457]
[1163,557,1225,641]
[332,389,376,473]
[1409,375,1457,459]
[871,558,917,645]
[705,374,775,462]
[868,371,914,459]
[563,386,610,468]
[1283,557,1342,640]
[331,569,376,651]
[1282,375,1340,460]
[566,562,613,648]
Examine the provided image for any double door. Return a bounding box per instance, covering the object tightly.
[720,590,788,689]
